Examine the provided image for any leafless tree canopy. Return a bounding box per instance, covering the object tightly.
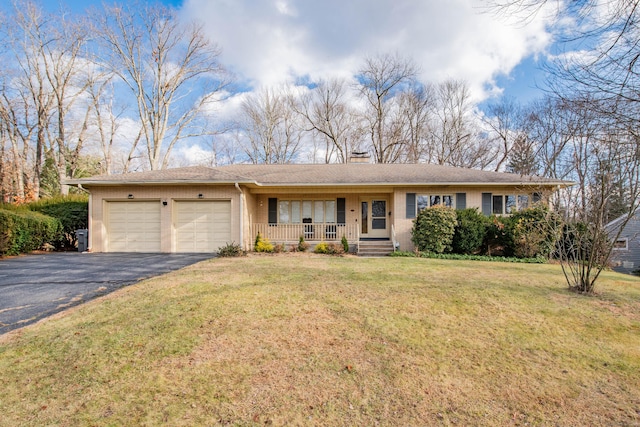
[0,0,230,200]
[238,86,303,164]
[482,0,640,291]
[93,2,228,171]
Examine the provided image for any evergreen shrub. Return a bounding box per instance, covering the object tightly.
[411,205,457,254]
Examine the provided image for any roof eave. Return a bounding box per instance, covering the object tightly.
[65,179,257,186]
[253,181,573,187]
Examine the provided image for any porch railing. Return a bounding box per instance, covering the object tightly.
[252,223,360,244]
[391,224,398,252]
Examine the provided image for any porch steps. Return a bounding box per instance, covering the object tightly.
[358,240,395,257]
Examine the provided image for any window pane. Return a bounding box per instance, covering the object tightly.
[325,201,336,223]
[518,195,529,210]
[492,195,504,214]
[417,195,429,213]
[361,202,368,234]
[430,195,441,206]
[443,195,453,208]
[279,201,290,223]
[291,201,301,223]
[506,195,516,214]
[614,239,628,249]
[302,200,312,220]
[372,200,386,217]
[313,200,324,222]
[372,218,386,229]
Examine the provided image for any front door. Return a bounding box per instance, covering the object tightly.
[360,198,388,238]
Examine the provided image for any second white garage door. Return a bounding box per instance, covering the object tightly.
[174,201,232,253]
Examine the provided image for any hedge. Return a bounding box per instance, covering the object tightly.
[28,195,89,249]
[0,208,63,256]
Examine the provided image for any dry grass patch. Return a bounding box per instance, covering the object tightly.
[0,255,639,426]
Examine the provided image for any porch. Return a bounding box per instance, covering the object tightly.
[251,222,397,256]
[252,223,360,245]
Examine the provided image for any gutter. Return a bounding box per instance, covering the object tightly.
[235,183,244,249]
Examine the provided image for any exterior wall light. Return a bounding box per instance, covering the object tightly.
[128,194,134,199]
[198,194,204,199]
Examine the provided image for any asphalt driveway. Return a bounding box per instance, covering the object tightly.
[0,252,215,335]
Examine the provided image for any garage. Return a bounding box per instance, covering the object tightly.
[106,201,162,252]
[174,201,232,253]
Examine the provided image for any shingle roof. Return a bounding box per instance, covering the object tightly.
[66,163,571,187]
[66,166,253,185]
[218,163,568,186]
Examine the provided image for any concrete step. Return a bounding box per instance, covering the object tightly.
[358,240,395,257]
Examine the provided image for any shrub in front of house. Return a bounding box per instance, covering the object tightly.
[411,205,457,254]
[297,235,309,252]
[0,208,62,256]
[314,241,344,255]
[217,242,246,257]
[483,215,516,256]
[254,232,274,253]
[452,208,487,255]
[341,235,349,253]
[510,205,560,259]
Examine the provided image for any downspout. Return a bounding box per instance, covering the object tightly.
[234,183,244,249]
[78,184,91,251]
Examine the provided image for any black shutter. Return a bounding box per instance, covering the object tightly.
[406,193,416,219]
[482,193,492,216]
[268,198,277,224]
[337,198,346,224]
[456,193,466,210]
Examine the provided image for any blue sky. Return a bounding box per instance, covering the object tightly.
[34,0,554,105]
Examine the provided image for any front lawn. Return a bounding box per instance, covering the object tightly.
[1,255,639,426]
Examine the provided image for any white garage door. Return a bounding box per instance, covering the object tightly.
[175,201,231,253]
[107,201,161,252]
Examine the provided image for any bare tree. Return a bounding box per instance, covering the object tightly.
[555,115,640,293]
[94,2,228,171]
[356,53,418,163]
[294,78,363,163]
[0,1,58,200]
[491,1,640,115]
[425,79,491,168]
[488,1,640,291]
[522,94,640,292]
[239,86,303,164]
[0,1,95,198]
[38,12,89,195]
[86,73,117,175]
[483,97,530,172]
[396,83,434,163]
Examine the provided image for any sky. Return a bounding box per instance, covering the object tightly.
[29,0,559,167]
[46,0,554,104]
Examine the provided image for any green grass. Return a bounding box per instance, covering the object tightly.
[1,255,639,426]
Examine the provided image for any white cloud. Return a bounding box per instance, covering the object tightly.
[173,143,216,167]
[181,0,555,101]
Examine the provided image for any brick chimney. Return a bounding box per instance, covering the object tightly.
[349,151,371,163]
